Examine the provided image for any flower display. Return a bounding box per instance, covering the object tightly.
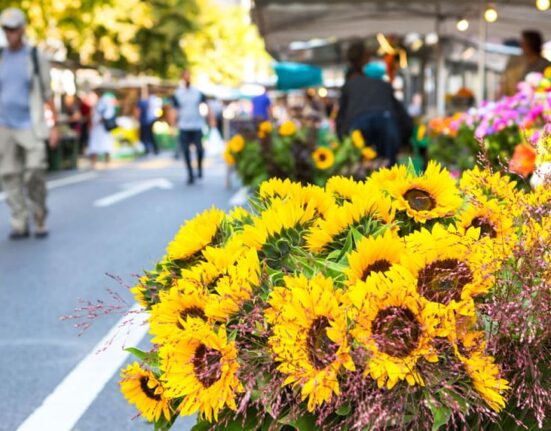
[428,73,551,174]
[223,122,379,188]
[122,162,550,431]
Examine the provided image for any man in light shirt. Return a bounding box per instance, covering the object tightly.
[0,8,59,239]
[171,70,214,185]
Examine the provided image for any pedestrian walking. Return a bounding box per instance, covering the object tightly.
[0,8,59,239]
[336,41,411,167]
[137,86,161,155]
[88,89,117,169]
[171,70,214,185]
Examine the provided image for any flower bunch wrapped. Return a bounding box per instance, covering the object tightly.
[122,162,550,430]
[428,69,551,173]
[224,121,379,188]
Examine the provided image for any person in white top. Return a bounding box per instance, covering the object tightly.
[88,90,116,169]
[171,70,214,185]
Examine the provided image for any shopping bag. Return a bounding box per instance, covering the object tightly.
[205,128,225,157]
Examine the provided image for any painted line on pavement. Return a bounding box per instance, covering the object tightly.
[228,186,250,207]
[16,303,148,431]
[93,178,173,208]
[0,172,98,202]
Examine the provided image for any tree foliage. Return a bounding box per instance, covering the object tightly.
[182,0,272,86]
[0,0,271,82]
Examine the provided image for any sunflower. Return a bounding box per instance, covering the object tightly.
[120,362,172,422]
[362,147,377,161]
[313,147,335,170]
[259,178,334,218]
[351,130,365,149]
[326,176,370,202]
[403,224,497,315]
[345,231,407,285]
[451,329,509,412]
[258,121,273,138]
[149,281,209,345]
[457,198,514,241]
[347,266,439,389]
[181,239,245,289]
[160,323,243,422]
[223,146,235,165]
[241,197,316,251]
[204,248,261,321]
[459,166,519,205]
[366,164,409,190]
[227,206,251,224]
[259,178,302,201]
[386,161,463,223]
[306,193,395,254]
[131,276,150,308]
[267,274,355,411]
[228,134,245,153]
[167,208,225,262]
[279,120,297,137]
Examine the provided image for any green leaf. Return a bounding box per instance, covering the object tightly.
[125,348,159,368]
[125,347,148,361]
[190,419,212,431]
[426,398,452,431]
[335,402,352,416]
[279,412,317,430]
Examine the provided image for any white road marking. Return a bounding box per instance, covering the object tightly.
[16,303,148,431]
[228,186,250,207]
[93,178,173,208]
[0,172,98,202]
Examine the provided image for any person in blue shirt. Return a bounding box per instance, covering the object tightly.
[251,88,272,121]
[0,8,59,239]
[137,85,161,155]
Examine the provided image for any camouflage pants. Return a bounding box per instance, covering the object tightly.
[0,127,47,232]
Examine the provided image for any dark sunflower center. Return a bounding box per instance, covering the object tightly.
[306,316,339,370]
[192,344,223,388]
[371,306,421,358]
[418,258,473,305]
[139,376,161,401]
[319,153,327,162]
[469,217,497,238]
[176,306,206,329]
[361,259,392,280]
[404,188,435,212]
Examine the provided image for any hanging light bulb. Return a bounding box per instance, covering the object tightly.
[536,0,550,11]
[484,5,498,22]
[456,18,469,32]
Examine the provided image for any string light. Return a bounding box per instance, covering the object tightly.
[536,0,550,11]
[456,19,469,32]
[484,5,498,23]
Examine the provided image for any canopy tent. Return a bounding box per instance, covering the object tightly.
[253,0,551,53]
[274,62,323,89]
[253,0,551,114]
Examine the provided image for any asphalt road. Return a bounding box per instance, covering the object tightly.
[0,154,235,431]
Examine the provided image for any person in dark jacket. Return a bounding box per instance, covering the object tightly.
[336,42,411,166]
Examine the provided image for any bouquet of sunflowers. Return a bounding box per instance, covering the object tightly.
[122,162,550,430]
[224,120,379,189]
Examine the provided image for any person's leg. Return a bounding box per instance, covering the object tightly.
[149,121,159,155]
[179,130,194,184]
[380,113,401,166]
[193,130,204,178]
[139,123,150,154]
[0,128,29,237]
[16,129,48,236]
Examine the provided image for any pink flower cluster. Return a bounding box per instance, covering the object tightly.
[452,72,551,143]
